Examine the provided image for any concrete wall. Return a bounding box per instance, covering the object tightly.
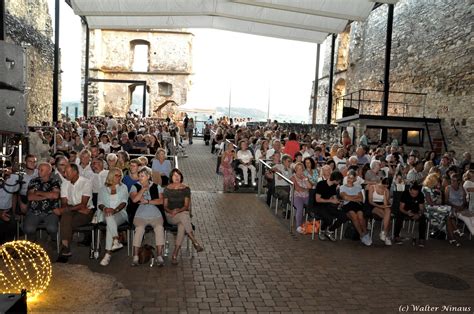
[86,29,193,117]
[5,0,55,126]
[312,0,473,153]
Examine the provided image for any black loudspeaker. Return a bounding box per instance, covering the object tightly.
[343,107,359,117]
[0,290,27,313]
[0,42,25,91]
[0,89,27,134]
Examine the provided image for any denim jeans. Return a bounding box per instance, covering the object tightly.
[23,211,59,240]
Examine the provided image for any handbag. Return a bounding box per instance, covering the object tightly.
[300,220,320,235]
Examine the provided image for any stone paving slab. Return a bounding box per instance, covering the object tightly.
[67,139,474,313]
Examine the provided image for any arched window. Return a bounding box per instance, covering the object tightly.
[158,82,173,96]
[130,40,150,72]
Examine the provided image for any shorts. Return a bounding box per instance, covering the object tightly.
[342,201,364,213]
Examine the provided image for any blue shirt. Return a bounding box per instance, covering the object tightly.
[130,183,164,219]
[152,159,172,178]
[122,175,139,192]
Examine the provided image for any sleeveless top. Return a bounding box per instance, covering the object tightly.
[448,186,464,207]
[372,189,385,203]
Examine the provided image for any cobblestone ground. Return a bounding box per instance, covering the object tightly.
[71,139,474,313]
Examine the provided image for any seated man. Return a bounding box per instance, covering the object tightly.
[314,171,346,242]
[0,163,19,244]
[394,183,427,247]
[56,164,94,261]
[24,162,61,241]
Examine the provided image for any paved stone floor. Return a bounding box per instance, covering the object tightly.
[69,139,474,313]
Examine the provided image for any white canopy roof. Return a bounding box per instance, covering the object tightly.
[70,0,388,43]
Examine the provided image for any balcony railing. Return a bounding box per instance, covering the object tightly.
[334,89,428,120]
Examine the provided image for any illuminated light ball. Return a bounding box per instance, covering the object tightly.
[0,240,52,299]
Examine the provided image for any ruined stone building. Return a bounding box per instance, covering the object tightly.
[4,0,55,126]
[85,29,193,118]
[310,0,473,153]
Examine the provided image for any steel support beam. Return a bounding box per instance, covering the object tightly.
[382,4,394,117]
[52,0,60,122]
[82,17,89,118]
[0,0,5,41]
[87,78,148,117]
[326,34,336,125]
[311,44,320,125]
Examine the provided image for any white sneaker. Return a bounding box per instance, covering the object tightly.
[111,240,123,251]
[379,231,386,241]
[296,226,304,234]
[156,256,165,267]
[100,253,111,266]
[361,233,372,246]
[384,238,392,246]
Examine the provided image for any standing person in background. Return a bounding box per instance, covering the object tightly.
[341,130,352,149]
[183,113,189,140]
[283,132,300,160]
[187,118,195,145]
[359,129,368,147]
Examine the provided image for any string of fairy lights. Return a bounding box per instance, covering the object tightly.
[0,240,52,299]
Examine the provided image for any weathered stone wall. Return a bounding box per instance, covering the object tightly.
[5,0,55,126]
[315,0,473,153]
[87,29,193,117]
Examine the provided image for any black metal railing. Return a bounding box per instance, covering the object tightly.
[335,89,428,120]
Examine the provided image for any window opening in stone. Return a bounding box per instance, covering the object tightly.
[159,82,173,96]
[129,84,150,117]
[406,130,423,146]
[131,40,150,72]
[336,26,351,71]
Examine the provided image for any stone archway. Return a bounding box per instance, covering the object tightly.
[334,78,346,121]
[154,100,179,119]
[128,84,151,117]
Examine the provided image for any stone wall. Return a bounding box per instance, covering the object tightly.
[5,0,55,126]
[86,29,193,117]
[314,0,473,153]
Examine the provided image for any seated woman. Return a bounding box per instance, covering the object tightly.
[445,173,469,246]
[291,162,312,232]
[291,152,303,170]
[130,167,165,266]
[152,148,172,186]
[340,170,371,246]
[367,177,393,246]
[303,157,318,189]
[164,169,204,265]
[97,168,129,266]
[236,140,257,186]
[219,143,236,192]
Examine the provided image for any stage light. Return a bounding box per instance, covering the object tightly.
[0,240,52,299]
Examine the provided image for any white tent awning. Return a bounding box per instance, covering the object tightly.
[70,0,385,43]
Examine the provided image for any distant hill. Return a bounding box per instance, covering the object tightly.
[61,101,82,118]
[215,106,307,123]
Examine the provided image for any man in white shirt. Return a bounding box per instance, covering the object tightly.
[56,164,94,260]
[78,149,94,180]
[266,140,282,160]
[333,148,347,171]
[19,154,38,213]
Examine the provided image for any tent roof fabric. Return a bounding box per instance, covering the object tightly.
[70,0,390,43]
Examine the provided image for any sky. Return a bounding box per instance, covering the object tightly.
[48,1,324,121]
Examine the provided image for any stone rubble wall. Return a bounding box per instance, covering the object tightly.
[314,0,473,153]
[86,29,193,117]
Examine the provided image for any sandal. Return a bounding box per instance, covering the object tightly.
[449,239,461,247]
[171,255,179,265]
[193,242,204,252]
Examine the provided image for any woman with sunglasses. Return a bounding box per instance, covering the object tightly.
[97,168,129,266]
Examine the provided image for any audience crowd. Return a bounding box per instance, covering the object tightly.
[211,119,473,247]
[0,115,204,266]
